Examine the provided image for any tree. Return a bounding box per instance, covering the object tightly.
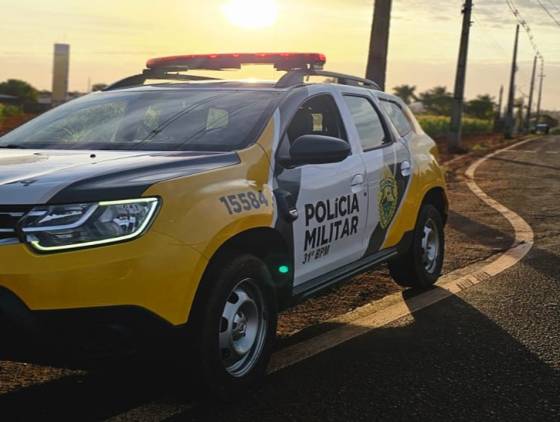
[0,79,38,103]
[465,95,495,120]
[392,85,417,105]
[418,86,453,116]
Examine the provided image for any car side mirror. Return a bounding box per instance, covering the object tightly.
[287,135,351,167]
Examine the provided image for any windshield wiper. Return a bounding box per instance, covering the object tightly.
[0,145,26,149]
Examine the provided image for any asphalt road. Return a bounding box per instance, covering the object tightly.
[1,136,559,421]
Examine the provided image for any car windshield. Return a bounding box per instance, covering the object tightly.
[0,89,279,152]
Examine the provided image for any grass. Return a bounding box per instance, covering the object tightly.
[416,114,493,138]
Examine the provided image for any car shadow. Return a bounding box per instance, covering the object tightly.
[171,287,559,421]
[489,156,560,172]
[0,334,198,421]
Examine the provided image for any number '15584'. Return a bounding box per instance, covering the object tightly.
[219,192,269,215]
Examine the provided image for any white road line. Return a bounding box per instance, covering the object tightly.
[268,137,537,373]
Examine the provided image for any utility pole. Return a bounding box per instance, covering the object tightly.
[505,24,520,139]
[497,85,504,119]
[525,55,538,133]
[448,0,473,153]
[366,0,393,90]
[536,58,545,125]
[494,85,504,132]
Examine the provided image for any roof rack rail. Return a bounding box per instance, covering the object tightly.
[104,69,220,91]
[103,53,380,92]
[275,69,381,91]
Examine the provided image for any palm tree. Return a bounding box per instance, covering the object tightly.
[392,85,417,105]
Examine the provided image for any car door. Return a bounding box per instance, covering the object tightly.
[274,92,369,289]
[341,92,412,258]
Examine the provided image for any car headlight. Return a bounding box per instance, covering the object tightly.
[20,198,160,252]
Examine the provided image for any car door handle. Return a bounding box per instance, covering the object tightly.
[401,161,411,177]
[351,174,365,193]
[273,189,298,222]
[351,174,365,187]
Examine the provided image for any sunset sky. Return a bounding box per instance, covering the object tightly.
[0,0,558,109]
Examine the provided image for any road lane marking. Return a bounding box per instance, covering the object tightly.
[268,137,536,373]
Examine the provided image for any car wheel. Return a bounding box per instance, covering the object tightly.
[189,254,277,398]
[389,204,445,288]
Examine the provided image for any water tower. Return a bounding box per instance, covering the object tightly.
[52,43,70,105]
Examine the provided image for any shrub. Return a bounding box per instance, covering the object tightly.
[0,104,23,119]
[416,115,493,138]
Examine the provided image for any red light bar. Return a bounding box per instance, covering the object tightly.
[146,53,326,71]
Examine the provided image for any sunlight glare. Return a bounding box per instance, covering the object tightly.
[222,0,278,29]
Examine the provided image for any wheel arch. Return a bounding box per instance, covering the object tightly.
[422,187,448,225]
[196,227,294,312]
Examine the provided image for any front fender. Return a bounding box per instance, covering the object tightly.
[145,144,275,251]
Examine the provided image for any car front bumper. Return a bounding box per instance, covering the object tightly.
[0,230,208,327]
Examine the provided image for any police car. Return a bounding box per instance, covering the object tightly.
[0,53,447,394]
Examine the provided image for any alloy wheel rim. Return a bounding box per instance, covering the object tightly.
[421,218,440,274]
[219,278,267,378]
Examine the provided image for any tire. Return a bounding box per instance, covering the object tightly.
[389,204,445,288]
[189,253,277,399]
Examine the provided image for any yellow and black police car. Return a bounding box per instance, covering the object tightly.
[0,53,447,393]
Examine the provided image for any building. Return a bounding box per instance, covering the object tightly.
[52,43,70,105]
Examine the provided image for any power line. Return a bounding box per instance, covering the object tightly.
[503,0,543,97]
[505,0,542,58]
[469,8,530,95]
[536,0,560,27]
[471,9,509,57]
[545,0,560,14]
[472,8,531,78]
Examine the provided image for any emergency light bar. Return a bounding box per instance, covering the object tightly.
[146,53,326,71]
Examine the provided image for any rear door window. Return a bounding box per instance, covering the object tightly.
[343,96,389,151]
[380,100,413,137]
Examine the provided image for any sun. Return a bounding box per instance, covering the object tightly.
[222,0,278,29]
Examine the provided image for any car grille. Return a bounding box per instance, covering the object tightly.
[0,206,32,244]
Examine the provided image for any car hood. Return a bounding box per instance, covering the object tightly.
[0,149,240,205]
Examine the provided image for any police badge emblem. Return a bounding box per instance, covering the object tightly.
[378,168,399,229]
